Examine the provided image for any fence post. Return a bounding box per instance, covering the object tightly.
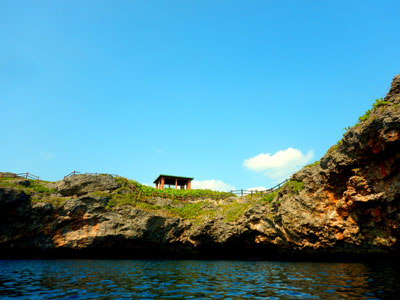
[241,189,243,198]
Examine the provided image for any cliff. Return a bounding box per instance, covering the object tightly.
[1,75,400,260]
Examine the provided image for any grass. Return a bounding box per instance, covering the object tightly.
[105,193,136,209]
[103,188,270,223]
[1,175,281,222]
[31,196,67,206]
[305,160,320,168]
[327,140,343,154]
[221,202,252,222]
[259,191,277,204]
[135,201,161,211]
[166,202,206,219]
[0,177,67,206]
[0,178,55,195]
[284,180,304,195]
[28,180,56,194]
[326,98,391,155]
[102,193,253,223]
[110,176,284,222]
[358,98,389,123]
[114,177,233,201]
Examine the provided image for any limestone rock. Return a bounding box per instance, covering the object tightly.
[1,75,400,259]
[56,174,120,196]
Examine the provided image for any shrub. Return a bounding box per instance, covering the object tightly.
[284,180,304,195]
[221,202,251,222]
[28,181,55,194]
[358,98,388,124]
[305,160,320,168]
[259,191,277,204]
[114,176,232,201]
[372,98,389,109]
[166,202,205,219]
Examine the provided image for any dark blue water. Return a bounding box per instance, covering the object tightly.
[0,260,399,299]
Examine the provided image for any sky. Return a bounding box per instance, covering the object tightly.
[1,1,400,191]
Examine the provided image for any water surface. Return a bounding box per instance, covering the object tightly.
[0,260,399,299]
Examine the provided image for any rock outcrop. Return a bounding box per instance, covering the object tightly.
[56,174,120,196]
[1,75,400,260]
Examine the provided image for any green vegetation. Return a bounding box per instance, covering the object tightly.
[328,144,339,153]
[347,97,388,127]
[327,139,343,153]
[0,178,64,205]
[103,190,255,223]
[114,177,232,201]
[327,98,391,155]
[0,178,55,195]
[357,98,389,124]
[305,160,320,168]
[28,180,56,194]
[221,202,252,222]
[105,193,136,209]
[1,175,282,222]
[32,195,67,205]
[259,191,277,204]
[164,200,254,223]
[343,126,352,133]
[284,180,304,195]
[166,202,206,219]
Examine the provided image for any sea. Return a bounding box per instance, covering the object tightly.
[0,259,399,299]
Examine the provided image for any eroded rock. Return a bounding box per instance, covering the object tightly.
[1,75,400,259]
[56,174,119,196]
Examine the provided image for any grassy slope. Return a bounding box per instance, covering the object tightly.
[0,176,302,223]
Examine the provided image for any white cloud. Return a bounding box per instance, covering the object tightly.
[40,151,55,160]
[192,180,235,192]
[243,147,313,180]
[246,187,267,192]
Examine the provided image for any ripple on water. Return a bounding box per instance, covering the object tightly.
[0,260,399,299]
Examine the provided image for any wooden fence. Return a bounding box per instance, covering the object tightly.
[229,179,288,198]
[0,172,40,182]
[120,178,289,202]
[0,170,289,202]
[64,171,119,179]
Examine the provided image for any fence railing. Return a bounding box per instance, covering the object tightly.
[229,179,288,198]
[64,171,119,179]
[64,171,81,178]
[131,179,289,202]
[0,172,40,181]
[0,171,289,202]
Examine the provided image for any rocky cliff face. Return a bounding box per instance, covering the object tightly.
[273,74,400,256]
[1,75,400,260]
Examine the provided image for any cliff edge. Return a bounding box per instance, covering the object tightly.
[1,75,400,260]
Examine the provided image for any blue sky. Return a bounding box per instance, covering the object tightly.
[1,1,399,190]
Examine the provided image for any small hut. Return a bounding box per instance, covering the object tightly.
[154,175,194,190]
